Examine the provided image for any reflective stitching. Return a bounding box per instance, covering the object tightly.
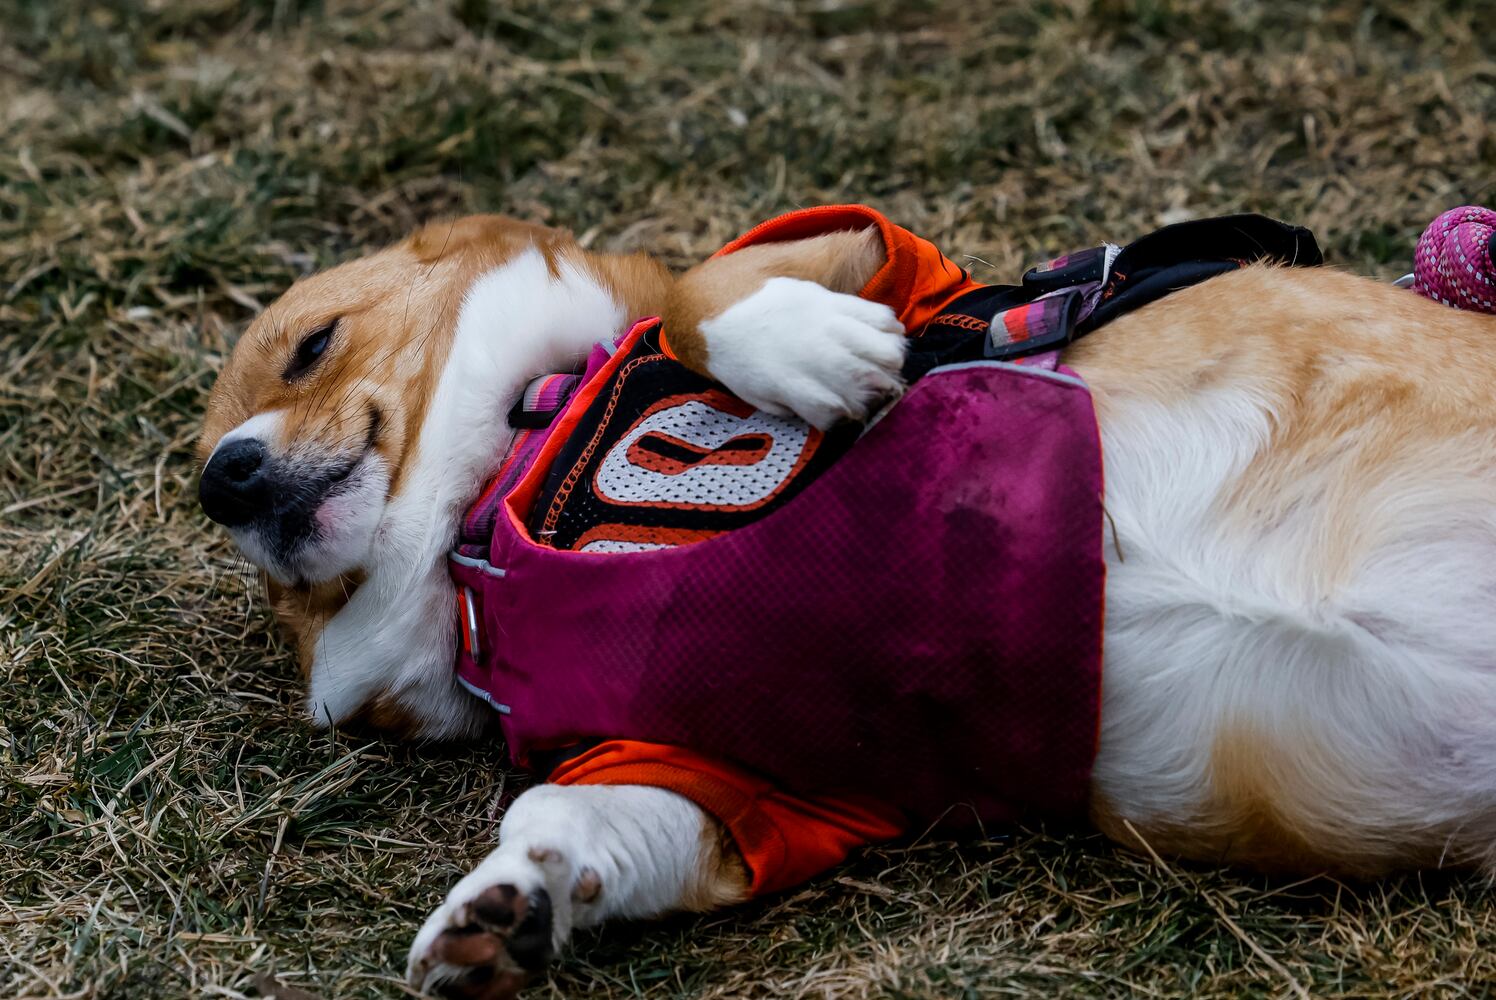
[449,552,507,577]
[925,359,1088,390]
[456,674,511,714]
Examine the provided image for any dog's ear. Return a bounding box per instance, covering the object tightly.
[408,214,573,264]
[264,572,363,678]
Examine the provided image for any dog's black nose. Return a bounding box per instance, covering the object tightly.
[199,438,270,527]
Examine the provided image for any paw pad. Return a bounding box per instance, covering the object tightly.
[573,866,602,903]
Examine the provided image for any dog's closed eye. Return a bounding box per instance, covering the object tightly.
[284,320,337,381]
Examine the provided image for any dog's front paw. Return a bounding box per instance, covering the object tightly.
[701,276,906,430]
[408,847,595,999]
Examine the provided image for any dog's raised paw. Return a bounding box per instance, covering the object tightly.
[701,276,907,430]
[408,883,554,1000]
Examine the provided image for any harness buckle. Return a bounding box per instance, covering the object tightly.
[458,586,481,659]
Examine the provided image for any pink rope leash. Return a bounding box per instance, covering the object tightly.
[1411,205,1496,314]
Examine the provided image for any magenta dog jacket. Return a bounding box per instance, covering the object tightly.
[448,212,1321,827]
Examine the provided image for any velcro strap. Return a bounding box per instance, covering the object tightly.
[1022,244,1116,293]
[986,286,1088,359]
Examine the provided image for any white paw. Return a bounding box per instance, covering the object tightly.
[406,843,594,999]
[701,276,907,430]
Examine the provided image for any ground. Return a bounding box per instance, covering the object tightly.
[3,1,1495,997]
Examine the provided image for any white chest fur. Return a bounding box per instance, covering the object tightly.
[306,248,625,735]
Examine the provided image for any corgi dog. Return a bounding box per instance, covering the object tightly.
[198,209,1496,1000]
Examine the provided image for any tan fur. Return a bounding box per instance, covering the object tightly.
[199,215,660,495]
[1092,724,1386,875]
[265,573,361,677]
[583,251,674,329]
[1072,264,1496,873]
[1072,265,1496,608]
[661,228,885,376]
[266,567,461,739]
[680,819,751,912]
[199,216,561,491]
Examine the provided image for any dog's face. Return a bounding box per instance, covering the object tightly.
[197,215,568,665]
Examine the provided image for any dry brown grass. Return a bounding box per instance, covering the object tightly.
[3,1,1496,997]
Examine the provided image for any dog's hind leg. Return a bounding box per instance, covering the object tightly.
[406,783,747,1000]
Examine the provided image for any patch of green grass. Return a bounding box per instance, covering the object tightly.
[3,0,1495,997]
